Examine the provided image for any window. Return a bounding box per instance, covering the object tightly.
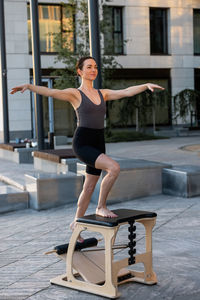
[194,69,200,125]
[194,10,200,55]
[150,8,168,55]
[103,6,124,55]
[27,4,75,53]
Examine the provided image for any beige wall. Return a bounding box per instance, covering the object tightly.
[1,0,200,140]
[4,0,31,139]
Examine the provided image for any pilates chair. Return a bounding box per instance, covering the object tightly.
[49,209,157,299]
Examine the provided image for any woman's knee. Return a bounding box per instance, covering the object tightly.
[95,154,120,177]
[108,162,120,177]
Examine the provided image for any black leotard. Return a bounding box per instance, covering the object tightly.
[72,89,106,176]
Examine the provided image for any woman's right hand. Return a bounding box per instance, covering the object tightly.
[10,84,30,94]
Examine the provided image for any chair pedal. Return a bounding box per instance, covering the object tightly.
[118,273,134,283]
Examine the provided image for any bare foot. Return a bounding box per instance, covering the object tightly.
[70,221,84,243]
[96,207,118,218]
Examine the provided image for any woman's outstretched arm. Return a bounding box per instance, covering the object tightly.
[102,83,165,101]
[10,84,77,102]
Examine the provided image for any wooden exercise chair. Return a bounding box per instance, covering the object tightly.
[49,209,157,299]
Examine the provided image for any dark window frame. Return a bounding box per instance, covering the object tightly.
[194,69,200,125]
[193,9,200,55]
[103,6,124,55]
[27,3,76,55]
[150,7,169,55]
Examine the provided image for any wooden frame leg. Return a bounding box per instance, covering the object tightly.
[64,223,121,299]
[133,217,157,284]
[66,223,84,281]
[102,226,119,297]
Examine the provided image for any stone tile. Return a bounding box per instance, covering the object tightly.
[1,136,200,299]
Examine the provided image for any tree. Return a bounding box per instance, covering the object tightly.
[117,90,170,132]
[173,89,200,126]
[51,0,121,90]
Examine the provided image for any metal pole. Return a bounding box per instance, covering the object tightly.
[88,0,102,89]
[48,79,54,134]
[0,0,9,143]
[48,79,54,149]
[30,0,44,150]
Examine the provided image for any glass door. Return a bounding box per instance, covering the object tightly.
[31,78,54,139]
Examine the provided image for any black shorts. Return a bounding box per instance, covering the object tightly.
[72,127,105,176]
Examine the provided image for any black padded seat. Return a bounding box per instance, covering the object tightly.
[77,209,157,227]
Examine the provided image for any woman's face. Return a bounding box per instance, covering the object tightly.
[78,59,98,81]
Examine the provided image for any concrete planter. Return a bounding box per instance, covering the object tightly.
[25,171,83,210]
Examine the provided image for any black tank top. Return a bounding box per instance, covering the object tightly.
[75,89,106,129]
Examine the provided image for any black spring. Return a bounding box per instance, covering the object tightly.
[128,241,136,248]
[128,221,136,265]
[128,225,136,233]
[128,257,135,265]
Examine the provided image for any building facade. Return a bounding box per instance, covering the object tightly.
[0,0,200,140]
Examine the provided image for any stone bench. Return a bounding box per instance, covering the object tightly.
[78,157,171,204]
[162,165,200,197]
[33,149,79,173]
[0,143,27,151]
[0,185,29,213]
[25,170,83,210]
[0,143,34,164]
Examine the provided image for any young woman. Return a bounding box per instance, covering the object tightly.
[10,56,164,240]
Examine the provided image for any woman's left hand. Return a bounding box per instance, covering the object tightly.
[146,83,165,92]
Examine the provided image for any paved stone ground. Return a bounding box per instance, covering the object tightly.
[1,136,200,300]
[0,194,200,300]
[106,136,200,166]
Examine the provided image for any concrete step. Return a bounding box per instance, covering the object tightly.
[0,185,29,214]
[25,171,83,210]
[0,147,34,164]
[0,174,26,191]
[162,165,200,197]
[0,158,35,191]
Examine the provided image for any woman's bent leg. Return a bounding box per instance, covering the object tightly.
[95,154,120,218]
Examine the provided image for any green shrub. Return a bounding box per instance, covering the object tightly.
[105,130,167,143]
